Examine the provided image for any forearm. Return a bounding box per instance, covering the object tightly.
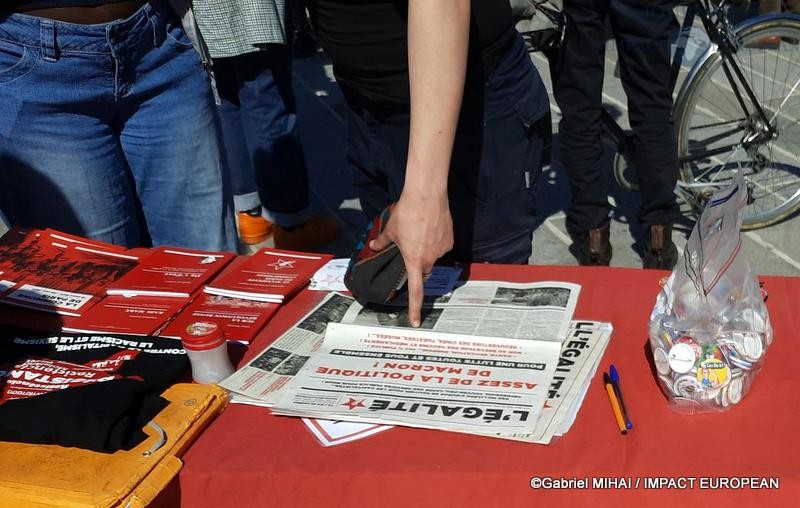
[405,0,470,195]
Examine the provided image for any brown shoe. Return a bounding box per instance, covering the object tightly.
[642,224,678,270]
[576,221,612,266]
[237,211,273,245]
[273,215,340,251]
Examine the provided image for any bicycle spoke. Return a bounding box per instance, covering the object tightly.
[679,18,800,226]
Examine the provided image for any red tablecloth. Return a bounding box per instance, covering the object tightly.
[179,265,800,507]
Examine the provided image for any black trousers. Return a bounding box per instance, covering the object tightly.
[554,0,679,240]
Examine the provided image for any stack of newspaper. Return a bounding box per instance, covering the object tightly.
[221,281,612,445]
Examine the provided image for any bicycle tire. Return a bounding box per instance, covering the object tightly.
[612,148,639,192]
[674,14,800,230]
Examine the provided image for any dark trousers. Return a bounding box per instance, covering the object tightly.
[344,34,550,264]
[554,0,679,240]
[215,48,311,227]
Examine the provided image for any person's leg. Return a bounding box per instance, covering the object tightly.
[448,33,548,264]
[116,2,236,251]
[610,0,679,268]
[214,55,270,245]
[214,56,261,214]
[232,48,338,250]
[233,49,311,228]
[0,13,142,246]
[345,103,400,223]
[553,0,612,264]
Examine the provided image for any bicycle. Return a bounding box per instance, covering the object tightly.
[520,0,800,230]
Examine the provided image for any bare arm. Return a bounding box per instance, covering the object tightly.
[370,0,470,326]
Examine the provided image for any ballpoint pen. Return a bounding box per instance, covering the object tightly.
[609,364,632,430]
[603,372,628,435]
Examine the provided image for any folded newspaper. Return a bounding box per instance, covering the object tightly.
[222,281,579,405]
[271,322,563,435]
[222,280,611,444]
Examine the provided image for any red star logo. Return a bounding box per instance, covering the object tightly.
[267,259,296,271]
[342,398,366,410]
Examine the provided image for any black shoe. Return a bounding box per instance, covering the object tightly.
[642,224,679,270]
[574,221,612,266]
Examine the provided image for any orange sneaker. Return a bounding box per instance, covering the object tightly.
[273,215,340,252]
[237,211,273,245]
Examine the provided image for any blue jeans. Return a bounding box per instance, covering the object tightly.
[215,48,311,228]
[0,1,237,251]
[344,34,549,264]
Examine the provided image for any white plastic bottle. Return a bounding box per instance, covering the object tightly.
[180,321,235,384]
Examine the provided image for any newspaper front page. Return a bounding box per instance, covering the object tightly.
[343,280,580,343]
[222,281,580,407]
[271,323,562,435]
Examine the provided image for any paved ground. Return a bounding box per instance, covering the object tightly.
[290,19,800,277]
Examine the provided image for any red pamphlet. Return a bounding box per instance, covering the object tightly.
[204,248,332,303]
[0,235,139,316]
[62,295,190,336]
[159,293,279,344]
[106,247,235,298]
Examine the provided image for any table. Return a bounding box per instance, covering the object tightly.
[178,265,800,507]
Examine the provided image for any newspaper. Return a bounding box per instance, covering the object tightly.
[271,323,562,435]
[342,280,580,343]
[498,321,612,444]
[219,292,354,405]
[237,320,611,446]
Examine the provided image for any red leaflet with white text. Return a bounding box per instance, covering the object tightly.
[159,293,279,344]
[204,248,332,302]
[62,295,190,336]
[0,238,138,316]
[106,247,235,298]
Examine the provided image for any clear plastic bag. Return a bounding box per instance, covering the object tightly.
[649,172,772,414]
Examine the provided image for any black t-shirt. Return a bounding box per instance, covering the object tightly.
[313,0,515,105]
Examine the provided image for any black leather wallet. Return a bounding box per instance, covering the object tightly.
[344,204,407,304]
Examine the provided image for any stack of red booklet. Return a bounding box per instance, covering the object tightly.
[204,248,332,303]
[61,295,190,336]
[106,246,235,298]
[0,229,327,342]
[0,228,139,316]
[158,293,280,344]
[64,246,236,336]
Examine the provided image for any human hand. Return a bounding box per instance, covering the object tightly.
[370,191,453,327]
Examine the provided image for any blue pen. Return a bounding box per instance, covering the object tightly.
[609,365,632,430]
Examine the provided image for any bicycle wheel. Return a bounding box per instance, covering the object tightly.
[612,148,639,192]
[674,14,800,229]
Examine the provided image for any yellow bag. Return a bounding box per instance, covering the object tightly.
[0,383,229,508]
